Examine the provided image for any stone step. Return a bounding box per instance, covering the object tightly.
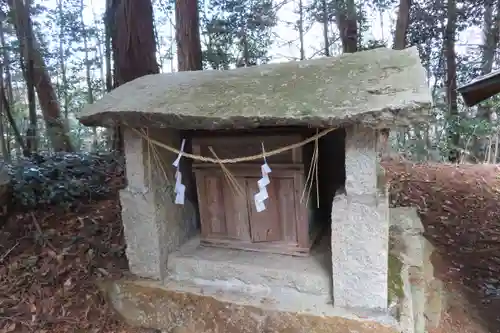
[166,236,332,298]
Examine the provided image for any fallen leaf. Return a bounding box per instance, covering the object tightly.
[1,322,16,333]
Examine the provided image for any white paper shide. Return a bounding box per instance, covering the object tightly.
[254,144,272,212]
[172,139,186,205]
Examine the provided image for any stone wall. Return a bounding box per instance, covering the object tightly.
[389,207,445,333]
[330,124,389,311]
[120,128,198,280]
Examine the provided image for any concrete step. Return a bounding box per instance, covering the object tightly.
[166,236,332,298]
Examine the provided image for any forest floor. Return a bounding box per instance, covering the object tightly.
[1,161,500,333]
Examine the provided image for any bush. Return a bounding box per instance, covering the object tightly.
[8,152,125,210]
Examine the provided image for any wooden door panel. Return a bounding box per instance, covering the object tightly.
[196,168,305,251]
[277,178,298,243]
[246,178,282,242]
[204,175,227,236]
[222,176,251,241]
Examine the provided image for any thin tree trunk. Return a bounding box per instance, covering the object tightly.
[103,0,114,148]
[493,130,499,163]
[241,31,250,67]
[298,0,305,60]
[380,10,384,42]
[445,0,459,162]
[105,0,113,92]
[89,0,106,95]
[322,0,330,56]
[57,0,69,119]
[473,0,500,161]
[175,0,203,71]
[393,0,411,155]
[81,0,97,150]
[0,63,8,162]
[393,0,411,50]
[20,0,37,153]
[0,20,12,156]
[0,86,26,154]
[8,0,74,152]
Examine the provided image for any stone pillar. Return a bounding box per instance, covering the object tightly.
[120,128,167,280]
[119,128,197,281]
[331,125,389,311]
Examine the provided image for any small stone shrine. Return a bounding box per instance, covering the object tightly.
[78,46,432,333]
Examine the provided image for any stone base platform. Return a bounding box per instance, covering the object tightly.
[96,207,447,333]
[98,278,399,333]
[166,235,332,299]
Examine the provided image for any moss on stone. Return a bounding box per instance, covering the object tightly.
[388,253,404,305]
[78,47,431,130]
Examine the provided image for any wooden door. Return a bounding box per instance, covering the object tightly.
[197,172,251,241]
[195,167,307,251]
[245,178,282,242]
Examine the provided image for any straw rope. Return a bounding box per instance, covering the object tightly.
[131,124,326,206]
[130,126,336,164]
[301,129,320,208]
[208,146,245,197]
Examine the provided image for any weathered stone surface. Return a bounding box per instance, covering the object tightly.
[120,128,197,280]
[167,236,332,298]
[331,193,389,310]
[99,279,399,333]
[330,125,389,311]
[344,125,377,195]
[78,47,431,130]
[389,207,445,333]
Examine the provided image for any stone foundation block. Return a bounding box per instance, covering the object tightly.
[98,278,399,333]
[120,189,167,280]
[331,193,389,310]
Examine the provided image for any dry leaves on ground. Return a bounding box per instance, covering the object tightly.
[0,161,500,332]
[385,160,500,332]
[0,197,146,333]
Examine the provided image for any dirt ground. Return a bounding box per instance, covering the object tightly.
[1,161,500,332]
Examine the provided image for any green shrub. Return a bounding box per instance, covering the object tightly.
[8,152,125,210]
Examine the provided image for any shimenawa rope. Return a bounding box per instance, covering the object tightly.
[130,126,336,164]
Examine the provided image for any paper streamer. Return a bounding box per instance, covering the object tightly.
[254,144,272,212]
[172,139,186,205]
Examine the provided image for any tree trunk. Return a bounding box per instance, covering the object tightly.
[298,0,305,60]
[110,0,159,85]
[393,0,411,50]
[174,0,203,223]
[175,0,203,71]
[107,0,159,151]
[322,0,330,56]
[105,0,113,92]
[57,0,69,119]
[89,0,107,95]
[103,0,114,149]
[444,0,459,162]
[22,0,38,153]
[393,0,412,156]
[0,86,26,155]
[336,0,358,53]
[81,0,97,150]
[0,64,8,161]
[0,20,12,159]
[8,0,74,152]
[473,0,500,161]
